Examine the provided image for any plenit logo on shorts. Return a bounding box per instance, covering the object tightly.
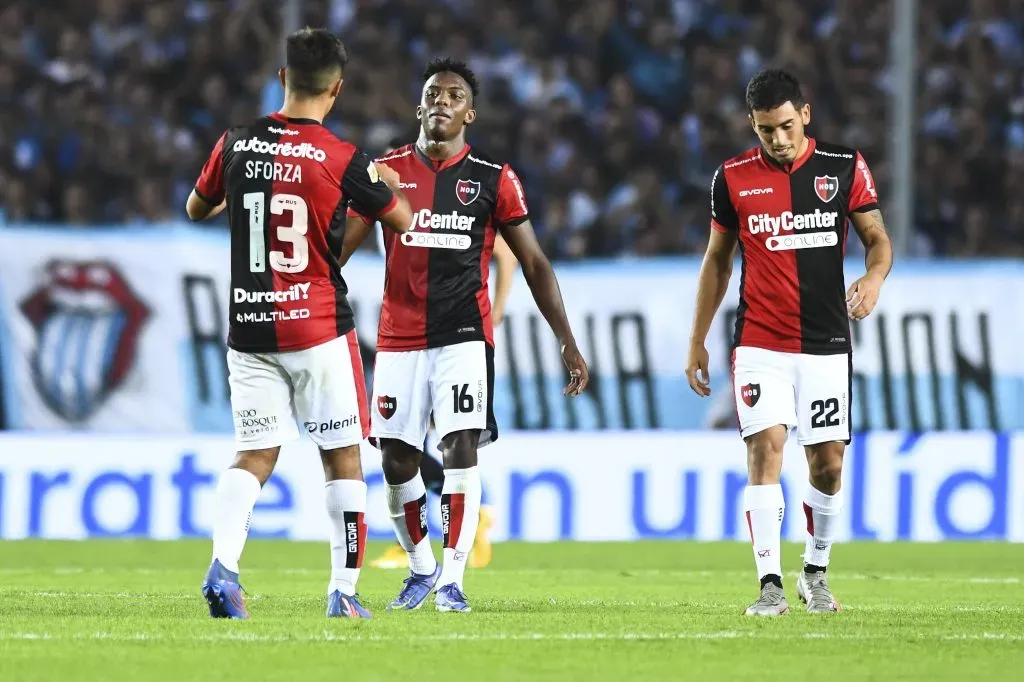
[377,395,397,419]
[233,136,327,162]
[747,209,840,251]
[740,383,761,408]
[304,416,357,434]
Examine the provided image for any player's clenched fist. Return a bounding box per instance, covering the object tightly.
[685,343,712,397]
[373,162,401,190]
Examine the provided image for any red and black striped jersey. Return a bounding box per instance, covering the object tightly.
[348,144,529,351]
[711,138,879,354]
[194,112,397,353]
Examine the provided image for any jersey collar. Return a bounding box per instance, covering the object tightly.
[268,112,322,126]
[414,142,471,172]
[760,137,815,174]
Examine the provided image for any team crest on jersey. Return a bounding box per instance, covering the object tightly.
[19,260,149,422]
[814,175,839,203]
[377,395,397,419]
[740,383,761,408]
[455,179,480,206]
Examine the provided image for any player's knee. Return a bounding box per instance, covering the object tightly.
[231,447,279,485]
[319,444,362,481]
[807,443,845,484]
[441,430,479,469]
[745,428,785,483]
[381,439,421,483]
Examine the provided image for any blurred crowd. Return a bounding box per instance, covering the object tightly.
[1,0,1023,258]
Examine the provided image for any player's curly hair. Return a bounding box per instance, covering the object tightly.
[423,57,480,102]
[745,69,805,112]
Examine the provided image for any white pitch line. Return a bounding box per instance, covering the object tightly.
[1,631,1022,644]
[0,568,1018,585]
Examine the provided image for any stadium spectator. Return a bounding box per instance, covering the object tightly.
[1,0,1022,258]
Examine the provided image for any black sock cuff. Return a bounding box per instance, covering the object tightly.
[760,574,783,589]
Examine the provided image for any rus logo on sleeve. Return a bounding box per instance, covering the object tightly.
[19,260,149,421]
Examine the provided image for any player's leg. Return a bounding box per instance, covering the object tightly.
[422,418,494,569]
[732,346,798,616]
[370,417,446,569]
[430,341,493,612]
[794,352,851,613]
[204,349,299,619]
[289,331,374,618]
[371,347,440,609]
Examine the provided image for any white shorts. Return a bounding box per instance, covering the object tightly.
[370,340,496,450]
[732,346,851,446]
[227,330,369,451]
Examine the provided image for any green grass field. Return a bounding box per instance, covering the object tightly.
[1,540,1022,681]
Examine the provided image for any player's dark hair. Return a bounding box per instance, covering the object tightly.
[423,57,480,102]
[285,27,348,97]
[745,69,805,112]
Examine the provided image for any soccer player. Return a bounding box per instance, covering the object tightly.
[344,58,589,612]
[186,28,413,620]
[353,136,513,572]
[685,69,892,615]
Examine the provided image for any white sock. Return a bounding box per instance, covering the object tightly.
[325,479,367,596]
[802,485,842,569]
[743,484,785,581]
[385,475,437,575]
[211,468,262,574]
[438,467,481,590]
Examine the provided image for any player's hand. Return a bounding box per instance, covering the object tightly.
[374,162,401,190]
[846,273,883,321]
[685,343,712,397]
[560,342,589,397]
[492,303,505,327]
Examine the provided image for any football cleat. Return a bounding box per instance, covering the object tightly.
[202,559,249,619]
[388,564,442,610]
[797,570,841,613]
[435,583,472,613]
[327,591,372,619]
[743,582,790,616]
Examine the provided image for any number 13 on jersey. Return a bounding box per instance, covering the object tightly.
[243,191,310,274]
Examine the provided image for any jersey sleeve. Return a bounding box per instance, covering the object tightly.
[194,131,227,205]
[342,149,398,219]
[849,152,879,213]
[495,164,530,226]
[710,164,739,233]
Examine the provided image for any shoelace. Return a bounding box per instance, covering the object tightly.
[807,577,832,605]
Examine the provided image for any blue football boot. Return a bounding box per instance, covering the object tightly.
[434,583,471,613]
[202,559,249,619]
[327,591,373,618]
[388,564,442,610]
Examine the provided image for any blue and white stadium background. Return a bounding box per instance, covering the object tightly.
[0,225,1020,542]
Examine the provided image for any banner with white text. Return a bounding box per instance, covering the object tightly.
[0,226,1021,432]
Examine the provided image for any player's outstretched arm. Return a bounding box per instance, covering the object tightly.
[501,220,588,396]
[490,235,517,326]
[339,216,373,267]
[846,208,892,321]
[686,228,738,398]
[185,190,226,222]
